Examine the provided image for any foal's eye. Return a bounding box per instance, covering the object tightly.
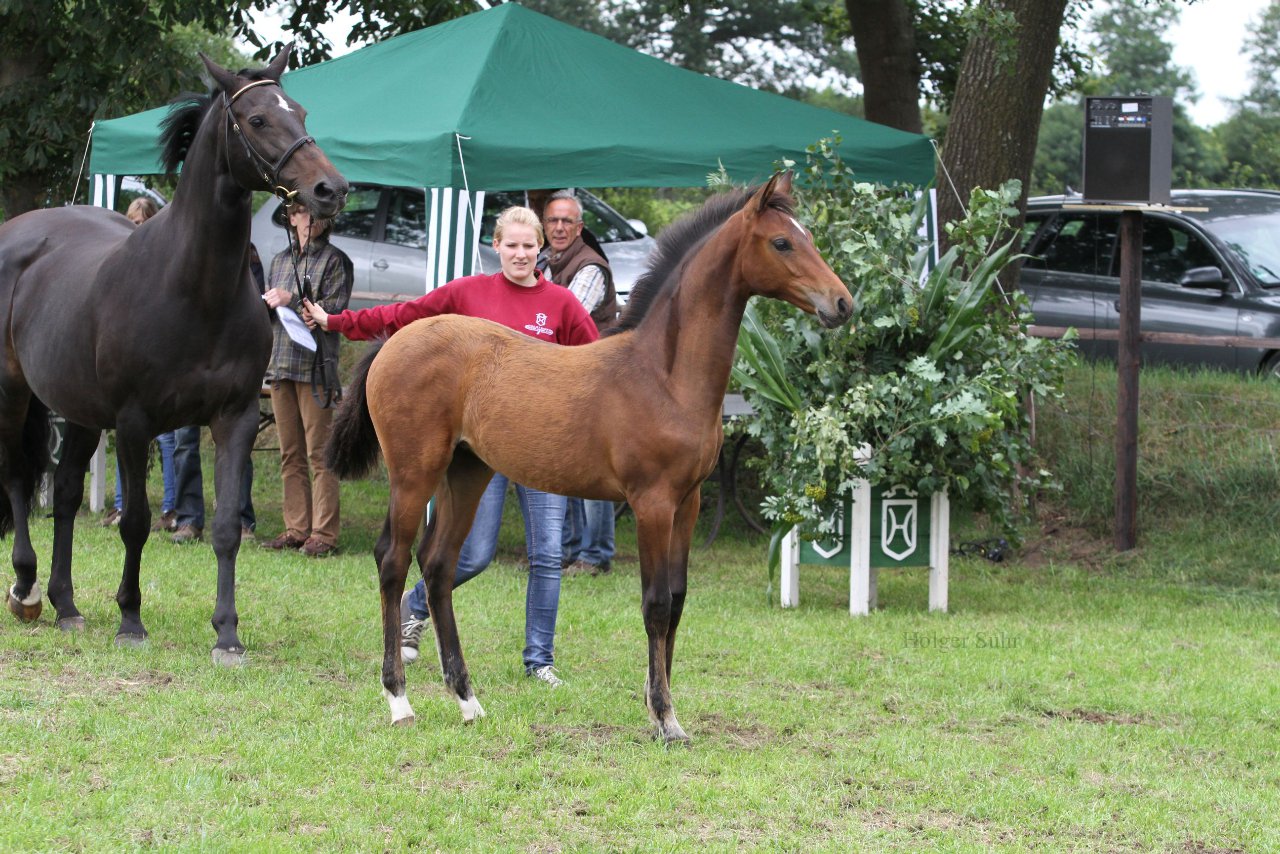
[772,237,793,252]
[249,116,266,129]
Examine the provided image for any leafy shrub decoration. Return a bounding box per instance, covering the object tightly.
[732,137,1074,543]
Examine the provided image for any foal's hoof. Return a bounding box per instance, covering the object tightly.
[211,647,246,667]
[56,615,86,632]
[7,584,42,622]
[392,714,416,728]
[114,632,148,649]
[656,721,691,746]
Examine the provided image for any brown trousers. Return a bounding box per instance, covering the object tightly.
[270,379,340,546]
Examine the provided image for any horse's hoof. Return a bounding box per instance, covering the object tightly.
[458,695,485,723]
[657,720,691,745]
[211,647,246,667]
[114,632,148,649]
[7,584,42,622]
[56,615,86,632]
[385,688,415,725]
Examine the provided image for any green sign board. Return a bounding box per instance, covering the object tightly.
[798,484,934,568]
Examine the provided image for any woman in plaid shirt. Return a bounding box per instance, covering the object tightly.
[261,206,353,557]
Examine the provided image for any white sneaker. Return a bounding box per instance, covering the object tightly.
[399,589,427,663]
[527,665,565,688]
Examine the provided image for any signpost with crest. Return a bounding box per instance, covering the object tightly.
[780,480,949,615]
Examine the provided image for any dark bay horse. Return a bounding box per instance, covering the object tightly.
[327,172,852,741]
[0,49,347,664]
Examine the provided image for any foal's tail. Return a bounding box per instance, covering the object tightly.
[325,340,384,480]
[0,397,52,538]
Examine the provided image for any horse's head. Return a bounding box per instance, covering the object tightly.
[201,48,348,220]
[738,172,853,329]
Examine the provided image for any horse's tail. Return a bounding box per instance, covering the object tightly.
[325,340,384,480]
[0,397,52,538]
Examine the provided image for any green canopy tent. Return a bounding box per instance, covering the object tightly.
[90,3,931,188]
[89,3,933,284]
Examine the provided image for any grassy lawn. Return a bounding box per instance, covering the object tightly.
[1,364,1278,851]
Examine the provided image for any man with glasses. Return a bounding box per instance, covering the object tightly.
[539,190,618,333]
[540,190,618,576]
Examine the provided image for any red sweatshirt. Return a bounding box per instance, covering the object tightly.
[326,271,599,346]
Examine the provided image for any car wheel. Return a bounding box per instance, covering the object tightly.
[1262,352,1280,379]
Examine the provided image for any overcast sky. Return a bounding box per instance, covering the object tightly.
[1168,0,1269,126]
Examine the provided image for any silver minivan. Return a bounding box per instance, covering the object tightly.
[251,186,656,310]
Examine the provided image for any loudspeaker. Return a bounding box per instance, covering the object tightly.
[1082,96,1172,205]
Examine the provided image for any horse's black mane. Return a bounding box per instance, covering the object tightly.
[158,65,275,174]
[605,184,795,336]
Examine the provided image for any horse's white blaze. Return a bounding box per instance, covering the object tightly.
[787,215,812,243]
[384,688,414,724]
[458,694,485,722]
[10,581,41,606]
[275,93,293,113]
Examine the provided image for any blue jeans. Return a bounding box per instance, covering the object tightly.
[111,431,177,513]
[563,498,616,567]
[406,474,566,671]
[172,425,256,530]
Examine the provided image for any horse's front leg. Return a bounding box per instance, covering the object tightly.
[46,422,102,631]
[664,488,699,686]
[378,476,438,726]
[206,404,258,665]
[632,493,689,744]
[112,416,156,645]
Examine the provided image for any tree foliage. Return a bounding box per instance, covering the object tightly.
[0,0,239,218]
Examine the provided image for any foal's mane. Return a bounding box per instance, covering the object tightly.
[605,184,796,336]
[158,65,275,175]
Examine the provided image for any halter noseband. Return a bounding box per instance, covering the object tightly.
[222,79,315,204]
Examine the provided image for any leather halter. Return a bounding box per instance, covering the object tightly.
[222,79,315,203]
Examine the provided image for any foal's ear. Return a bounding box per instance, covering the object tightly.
[752,171,794,213]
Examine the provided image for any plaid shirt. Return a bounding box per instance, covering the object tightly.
[265,236,353,383]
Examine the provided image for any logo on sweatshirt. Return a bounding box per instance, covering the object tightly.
[525,311,554,337]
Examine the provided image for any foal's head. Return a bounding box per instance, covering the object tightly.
[735,172,853,329]
[196,48,348,219]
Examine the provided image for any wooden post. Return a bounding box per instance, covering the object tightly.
[1115,210,1142,550]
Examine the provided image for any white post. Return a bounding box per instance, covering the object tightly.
[929,490,950,612]
[780,527,800,607]
[848,479,873,616]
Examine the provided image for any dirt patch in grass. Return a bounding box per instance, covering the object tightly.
[528,721,633,749]
[1016,510,1112,569]
[1041,707,1145,725]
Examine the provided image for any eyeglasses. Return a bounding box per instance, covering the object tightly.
[543,217,581,226]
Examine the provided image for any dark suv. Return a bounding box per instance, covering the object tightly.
[1020,190,1280,376]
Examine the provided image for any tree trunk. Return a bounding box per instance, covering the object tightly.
[935,0,1070,240]
[845,0,923,133]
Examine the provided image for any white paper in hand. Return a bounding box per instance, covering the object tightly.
[276,306,317,351]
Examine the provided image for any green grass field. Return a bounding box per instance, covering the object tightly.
[1,363,1277,851]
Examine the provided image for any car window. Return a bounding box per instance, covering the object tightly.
[578,192,642,243]
[478,191,527,247]
[331,187,381,240]
[1198,212,1280,286]
[1142,221,1218,284]
[1028,213,1119,276]
[384,188,427,249]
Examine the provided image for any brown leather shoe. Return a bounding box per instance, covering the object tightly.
[170,524,202,544]
[262,532,307,551]
[151,510,177,532]
[300,536,338,558]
